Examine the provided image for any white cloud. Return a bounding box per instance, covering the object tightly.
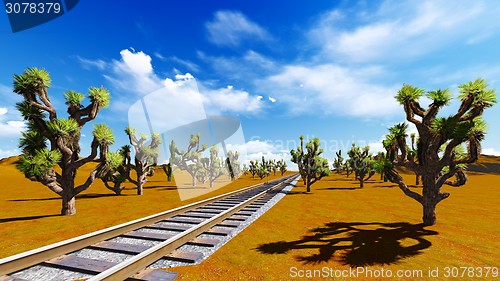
[104,49,263,115]
[0,120,26,137]
[77,56,106,70]
[268,97,276,103]
[0,107,7,115]
[482,148,500,156]
[197,50,276,81]
[310,0,500,63]
[227,140,295,169]
[260,64,399,117]
[105,49,162,95]
[202,85,263,114]
[205,11,271,46]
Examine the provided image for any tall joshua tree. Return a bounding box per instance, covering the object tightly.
[226,150,241,180]
[383,79,496,225]
[201,146,226,188]
[290,136,331,192]
[13,67,114,215]
[124,127,161,195]
[347,144,375,188]
[170,134,207,186]
[333,150,344,174]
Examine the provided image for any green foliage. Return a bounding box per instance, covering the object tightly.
[427,89,452,107]
[93,123,115,146]
[64,90,85,106]
[389,122,408,139]
[105,151,124,170]
[15,101,45,120]
[19,131,47,155]
[88,86,110,108]
[124,126,137,136]
[16,148,61,178]
[458,78,497,107]
[13,67,51,94]
[395,84,424,104]
[47,118,79,136]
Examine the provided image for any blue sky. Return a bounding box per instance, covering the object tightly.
[1,0,500,165]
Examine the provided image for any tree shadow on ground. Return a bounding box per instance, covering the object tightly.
[316,187,358,190]
[255,222,437,266]
[286,191,313,195]
[0,214,59,223]
[10,193,131,202]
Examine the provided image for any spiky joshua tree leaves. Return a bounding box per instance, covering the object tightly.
[14,67,114,215]
[124,127,161,195]
[290,136,331,192]
[384,79,496,225]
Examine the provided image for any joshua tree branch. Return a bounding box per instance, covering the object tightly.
[444,169,468,187]
[74,139,99,169]
[74,169,98,195]
[386,169,423,203]
[453,96,474,120]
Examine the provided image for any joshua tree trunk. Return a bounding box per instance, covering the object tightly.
[306,175,311,192]
[136,167,146,195]
[61,189,76,215]
[416,174,420,185]
[421,175,439,225]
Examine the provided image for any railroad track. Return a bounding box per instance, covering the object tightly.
[0,174,300,281]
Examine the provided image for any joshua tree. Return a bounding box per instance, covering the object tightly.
[347,144,375,188]
[99,149,127,195]
[13,67,113,215]
[201,146,226,188]
[382,79,496,225]
[242,164,249,175]
[256,159,270,179]
[333,150,344,174]
[161,163,173,182]
[277,159,287,175]
[124,127,161,195]
[343,160,352,178]
[249,160,258,178]
[226,150,241,180]
[170,134,207,186]
[290,136,331,192]
[372,152,388,181]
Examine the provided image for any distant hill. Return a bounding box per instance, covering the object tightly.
[468,154,500,174]
[0,155,20,166]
